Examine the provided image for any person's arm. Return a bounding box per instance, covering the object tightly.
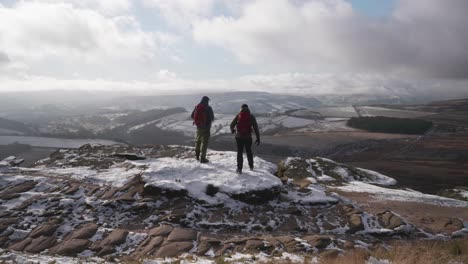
[208,107,215,122]
[230,115,238,133]
[191,107,195,120]
[252,115,260,142]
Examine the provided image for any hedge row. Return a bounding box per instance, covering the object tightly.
[347,116,433,134]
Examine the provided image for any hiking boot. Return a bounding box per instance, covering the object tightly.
[200,158,209,163]
[236,168,242,174]
[195,154,200,161]
[249,165,254,171]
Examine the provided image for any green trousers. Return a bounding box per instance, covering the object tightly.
[195,128,210,159]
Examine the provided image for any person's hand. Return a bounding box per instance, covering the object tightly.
[231,129,236,134]
[255,138,260,146]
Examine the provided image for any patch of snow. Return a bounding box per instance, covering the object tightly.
[204,248,215,257]
[358,106,434,118]
[136,151,281,203]
[317,175,336,182]
[8,228,30,241]
[335,181,468,207]
[357,168,397,186]
[333,167,353,181]
[40,163,142,187]
[115,232,148,255]
[453,189,468,199]
[359,213,393,235]
[0,250,107,264]
[283,188,338,205]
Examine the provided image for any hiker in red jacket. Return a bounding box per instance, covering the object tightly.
[191,96,215,163]
[230,104,260,174]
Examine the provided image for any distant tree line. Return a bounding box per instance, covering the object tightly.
[347,116,433,134]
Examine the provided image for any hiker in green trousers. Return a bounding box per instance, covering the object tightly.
[191,96,215,163]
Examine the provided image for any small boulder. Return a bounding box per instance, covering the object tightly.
[167,228,198,242]
[149,225,174,237]
[277,158,313,188]
[50,239,91,256]
[3,180,36,194]
[24,236,56,253]
[138,236,164,256]
[0,218,18,234]
[155,241,194,258]
[67,223,99,240]
[197,238,222,255]
[244,239,272,253]
[29,224,59,238]
[98,229,128,247]
[303,235,333,249]
[378,211,405,229]
[341,205,362,217]
[8,238,32,251]
[348,214,364,233]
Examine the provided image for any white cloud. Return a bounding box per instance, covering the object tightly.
[39,0,133,16]
[3,70,467,100]
[1,0,467,98]
[0,1,169,80]
[193,0,468,79]
[143,0,217,30]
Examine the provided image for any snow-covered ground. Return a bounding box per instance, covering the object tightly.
[138,151,282,203]
[0,249,399,264]
[335,181,468,207]
[356,106,435,118]
[455,189,468,199]
[129,112,327,137]
[0,250,316,264]
[291,118,356,133]
[315,106,358,118]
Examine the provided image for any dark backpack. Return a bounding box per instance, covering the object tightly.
[193,103,207,127]
[237,112,252,136]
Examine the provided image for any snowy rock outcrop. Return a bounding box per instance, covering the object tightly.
[0,156,24,168]
[0,144,466,262]
[277,157,396,187]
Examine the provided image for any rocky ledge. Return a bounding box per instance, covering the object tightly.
[0,144,466,262]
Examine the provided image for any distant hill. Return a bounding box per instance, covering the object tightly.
[0,117,32,135]
[110,92,322,114]
[114,107,187,128]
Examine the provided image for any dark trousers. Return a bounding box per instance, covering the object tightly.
[236,137,253,170]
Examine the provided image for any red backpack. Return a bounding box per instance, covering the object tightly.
[237,112,252,136]
[193,103,207,127]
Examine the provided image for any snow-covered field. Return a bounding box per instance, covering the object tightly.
[290,118,356,133]
[129,112,326,137]
[335,181,468,207]
[315,106,358,118]
[356,106,434,118]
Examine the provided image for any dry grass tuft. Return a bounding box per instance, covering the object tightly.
[321,239,468,264]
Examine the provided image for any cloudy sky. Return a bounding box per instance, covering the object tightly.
[0,0,467,97]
